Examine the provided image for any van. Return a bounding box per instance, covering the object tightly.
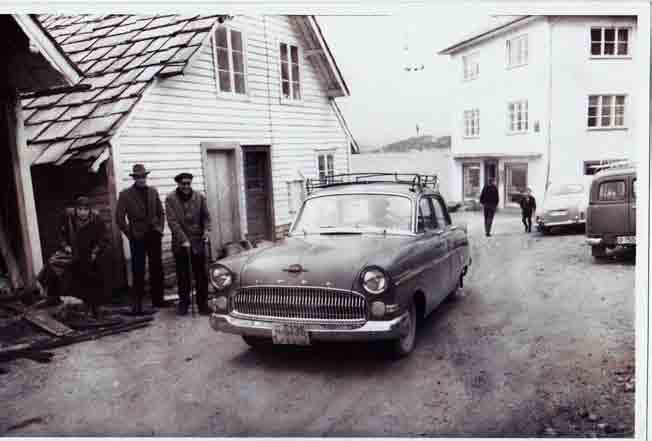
[585,164,636,259]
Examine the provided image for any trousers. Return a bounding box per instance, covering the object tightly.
[174,248,208,310]
[483,205,497,235]
[129,230,165,309]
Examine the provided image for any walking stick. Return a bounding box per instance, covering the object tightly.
[187,246,196,316]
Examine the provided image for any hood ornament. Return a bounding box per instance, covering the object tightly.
[283,264,307,274]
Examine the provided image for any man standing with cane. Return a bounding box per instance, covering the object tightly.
[479,177,499,237]
[165,172,211,316]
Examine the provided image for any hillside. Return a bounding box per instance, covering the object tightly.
[371,135,451,153]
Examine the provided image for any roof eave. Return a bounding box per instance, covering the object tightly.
[306,16,350,97]
[438,15,534,55]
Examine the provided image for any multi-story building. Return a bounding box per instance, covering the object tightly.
[439,15,639,208]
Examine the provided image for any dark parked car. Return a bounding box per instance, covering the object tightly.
[208,174,472,358]
[585,164,636,258]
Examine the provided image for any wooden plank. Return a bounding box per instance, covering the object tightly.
[0,212,23,290]
[4,302,74,336]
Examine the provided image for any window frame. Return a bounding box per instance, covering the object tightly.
[506,99,529,134]
[211,25,249,99]
[587,94,627,130]
[316,150,335,184]
[506,34,529,69]
[417,196,437,232]
[463,108,480,138]
[279,40,302,103]
[462,52,479,81]
[432,196,451,227]
[589,26,632,58]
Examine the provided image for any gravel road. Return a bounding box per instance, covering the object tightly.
[0,211,635,437]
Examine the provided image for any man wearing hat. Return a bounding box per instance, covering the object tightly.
[116,164,171,315]
[38,195,109,317]
[165,172,211,315]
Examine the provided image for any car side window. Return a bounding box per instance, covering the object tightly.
[598,180,626,201]
[632,178,637,201]
[433,197,450,227]
[418,198,436,231]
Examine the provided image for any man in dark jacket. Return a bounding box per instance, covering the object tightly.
[38,196,109,317]
[479,178,499,237]
[116,164,172,315]
[165,172,211,315]
[519,187,537,233]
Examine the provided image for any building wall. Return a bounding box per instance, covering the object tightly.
[116,15,349,276]
[548,15,638,185]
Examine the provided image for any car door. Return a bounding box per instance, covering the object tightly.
[431,196,454,293]
[416,196,449,311]
[628,176,636,236]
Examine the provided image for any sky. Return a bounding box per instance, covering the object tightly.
[317,4,501,149]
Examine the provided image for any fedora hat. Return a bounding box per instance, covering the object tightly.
[129,163,151,177]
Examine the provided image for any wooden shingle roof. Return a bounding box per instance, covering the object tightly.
[22,14,223,167]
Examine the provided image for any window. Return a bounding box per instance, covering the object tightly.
[317,151,334,183]
[590,27,630,56]
[632,178,637,200]
[432,197,450,227]
[418,198,435,231]
[583,159,626,175]
[507,34,528,68]
[213,26,246,94]
[587,95,626,128]
[598,180,626,201]
[507,100,528,133]
[463,109,480,137]
[462,163,481,199]
[280,42,301,100]
[462,53,479,80]
[505,163,528,205]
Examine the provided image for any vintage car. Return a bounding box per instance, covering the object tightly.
[585,164,636,258]
[207,173,472,358]
[536,181,591,234]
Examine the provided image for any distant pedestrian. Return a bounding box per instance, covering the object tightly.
[479,178,499,237]
[38,196,109,317]
[519,188,537,233]
[165,172,211,316]
[116,164,172,315]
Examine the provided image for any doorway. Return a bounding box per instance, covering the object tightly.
[242,146,274,243]
[484,160,498,185]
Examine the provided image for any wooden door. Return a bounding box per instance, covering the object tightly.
[243,147,273,243]
[205,149,241,257]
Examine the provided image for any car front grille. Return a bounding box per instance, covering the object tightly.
[232,286,367,323]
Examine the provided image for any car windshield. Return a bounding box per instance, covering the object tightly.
[549,184,584,196]
[291,193,413,234]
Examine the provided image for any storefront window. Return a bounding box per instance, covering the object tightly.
[462,163,481,199]
[505,163,528,204]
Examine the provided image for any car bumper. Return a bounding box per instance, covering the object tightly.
[209,312,410,342]
[586,237,603,246]
[537,218,584,228]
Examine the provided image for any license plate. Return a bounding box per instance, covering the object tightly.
[616,235,636,245]
[550,211,567,217]
[271,324,310,345]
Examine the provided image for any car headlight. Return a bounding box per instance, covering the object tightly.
[361,267,389,295]
[210,264,233,291]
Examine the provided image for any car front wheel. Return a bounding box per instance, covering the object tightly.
[388,299,417,359]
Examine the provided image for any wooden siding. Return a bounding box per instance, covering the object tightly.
[116,15,349,275]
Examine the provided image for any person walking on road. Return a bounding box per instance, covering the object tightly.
[479,178,499,237]
[519,188,537,233]
[165,172,211,316]
[116,164,172,315]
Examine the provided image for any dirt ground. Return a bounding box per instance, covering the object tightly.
[0,211,635,437]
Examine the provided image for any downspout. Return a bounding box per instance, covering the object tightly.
[545,17,554,192]
[263,15,277,239]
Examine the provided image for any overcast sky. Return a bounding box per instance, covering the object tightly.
[317,4,501,149]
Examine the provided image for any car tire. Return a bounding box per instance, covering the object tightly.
[591,245,608,259]
[388,299,417,359]
[242,335,272,349]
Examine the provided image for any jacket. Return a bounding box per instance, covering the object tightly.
[165,189,211,254]
[116,185,165,240]
[519,195,537,215]
[59,208,109,264]
[479,184,499,207]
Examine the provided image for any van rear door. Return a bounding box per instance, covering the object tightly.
[587,177,628,237]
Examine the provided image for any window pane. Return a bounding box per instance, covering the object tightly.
[232,52,244,73]
[591,43,602,55]
[292,81,301,100]
[282,80,290,98]
[217,48,229,70]
[604,28,615,41]
[234,73,245,94]
[215,27,227,48]
[231,30,243,52]
[618,28,628,42]
[604,42,615,55]
[327,154,334,173]
[588,107,597,117]
[290,45,299,64]
[280,61,289,81]
[219,71,231,92]
[318,155,325,172]
[632,179,637,200]
[588,117,597,127]
[280,43,288,61]
[291,64,300,83]
[616,95,625,105]
[615,115,624,126]
[601,95,612,106]
[617,42,628,55]
[589,95,598,105]
[590,28,601,41]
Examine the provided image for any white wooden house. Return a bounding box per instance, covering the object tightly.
[21,14,352,290]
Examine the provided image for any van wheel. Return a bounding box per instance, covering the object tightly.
[387,299,417,359]
[591,245,607,259]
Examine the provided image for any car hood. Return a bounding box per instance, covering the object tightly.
[542,193,587,211]
[238,234,413,290]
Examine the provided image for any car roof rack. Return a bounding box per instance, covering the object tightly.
[305,173,439,195]
[594,159,636,172]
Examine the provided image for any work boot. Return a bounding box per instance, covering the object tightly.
[198,304,211,316]
[177,303,189,316]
